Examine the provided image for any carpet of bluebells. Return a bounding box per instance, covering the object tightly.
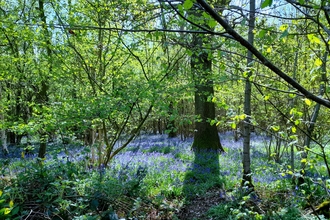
[0,132,328,219]
[0,132,294,185]
[111,133,282,186]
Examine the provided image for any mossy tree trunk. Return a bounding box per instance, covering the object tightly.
[190,28,224,152]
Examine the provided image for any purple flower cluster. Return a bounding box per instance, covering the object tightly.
[109,132,262,186]
[110,135,193,179]
[0,132,294,188]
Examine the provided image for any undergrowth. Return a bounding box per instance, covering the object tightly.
[0,134,329,219]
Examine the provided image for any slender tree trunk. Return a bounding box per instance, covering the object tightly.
[1,127,7,154]
[300,52,327,171]
[0,84,8,154]
[15,90,21,144]
[167,101,177,138]
[242,0,255,189]
[37,81,49,159]
[289,48,299,172]
[37,0,51,159]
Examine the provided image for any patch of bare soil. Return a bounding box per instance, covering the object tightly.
[177,187,226,220]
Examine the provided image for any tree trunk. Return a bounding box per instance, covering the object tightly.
[36,81,49,159]
[191,31,224,152]
[7,132,16,145]
[38,141,47,159]
[289,47,299,172]
[197,0,330,108]
[37,0,51,159]
[167,101,177,138]
[0,84,8,154]
[300,52,327,174]
[242,0,255,189]
[1,128,7,154]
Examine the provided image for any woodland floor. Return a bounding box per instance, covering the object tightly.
[0,133,326,219]
[177,187,226,219]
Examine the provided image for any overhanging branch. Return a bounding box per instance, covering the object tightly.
[196,0,330,108]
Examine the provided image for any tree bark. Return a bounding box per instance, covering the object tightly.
[36,81,49,159]
[242,0,255,189]
[289,48,299,172]
[191,27,224,152]
[37,0,51,159]
[167,101,177,138]
[0,84,8,154]
[300,52,327,172]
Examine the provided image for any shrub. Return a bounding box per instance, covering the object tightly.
[0,189,19,220]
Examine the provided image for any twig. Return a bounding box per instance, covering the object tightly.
[23,209,33,220]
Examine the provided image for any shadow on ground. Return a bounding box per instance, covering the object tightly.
[178,149,226,219]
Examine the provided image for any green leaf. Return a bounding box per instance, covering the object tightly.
[258,29,267,38]
[146,32,152,39]
[243,71,250,78]
[279,25,287,32]
[208,19,217,28]
[0,207,10,215]
[202,12,211,19]
[307,34,321,44]
[261,0,272,8]
[210,119,216,126]
[289,93,296,98]
[239,114,246,120]
[11,206,19,216]
[178,4,183,12]
[314,58,322,67]
[183,0,194,10]
[304,98,312,106]
[271,125,280,132]
[279,29,289,39]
